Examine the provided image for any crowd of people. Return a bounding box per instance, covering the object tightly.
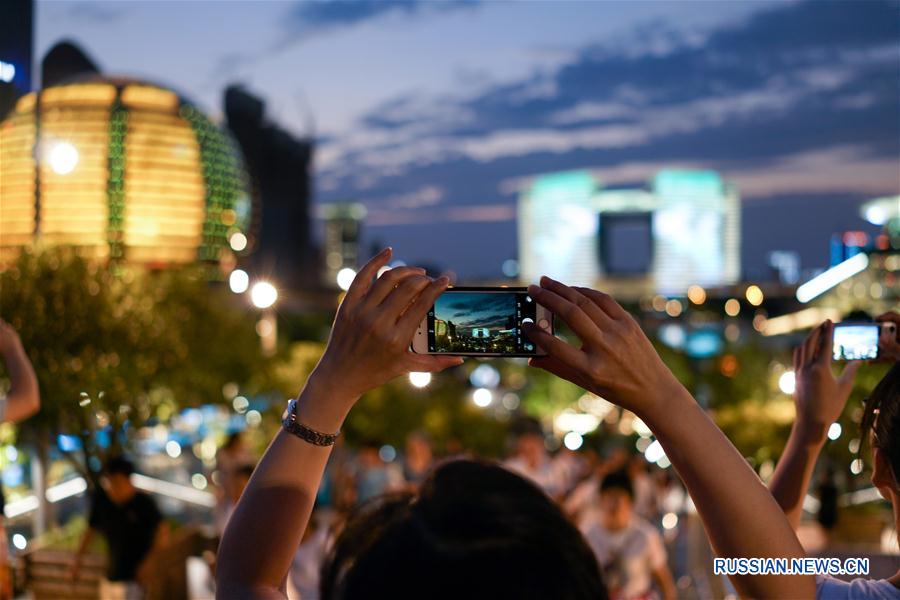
[213,250,900,600]
[1,247,898,600]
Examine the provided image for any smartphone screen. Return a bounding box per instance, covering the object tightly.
[832,323,879,361]
[425,288,548,356]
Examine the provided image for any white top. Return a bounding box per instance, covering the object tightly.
[817,576,900,599]
[583,516,667,600]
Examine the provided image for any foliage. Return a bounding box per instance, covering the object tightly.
[0,247,269,483]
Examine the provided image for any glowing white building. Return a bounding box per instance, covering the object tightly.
[517,169,741,294]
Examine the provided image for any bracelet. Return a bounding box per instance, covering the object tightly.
[281,399,341,446]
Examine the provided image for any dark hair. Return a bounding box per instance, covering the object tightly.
[861,363,900,480]
[511,416,544,438]
[320,459,606,599]
[600,470,634,499]
[235,464,255,479]
[104,456,135,477]
[223,431,243,451]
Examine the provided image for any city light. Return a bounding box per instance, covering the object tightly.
[555,410,600,435]
[644,439,666,463]
[409,372,432,388]
[828,422,842,441]
[779,371,796,395]
[662,512,678,530]
[336,268,357,291]
[796,253,869,303]
[191,473,208,490]
[724,298,741,317]
[665,299,683,317]
[246,410,262,426]
[379,445,397,462]
[470,364,501,388]
[850,459,864,475]
[229,269,249,294]
[12,534,26,550]
[165,440,182,458]
[502,393,521,410]
[229,232,248,252]
[232,395,249,413]
[760,307,842,337]
[563,431,584,451]
[250,281,278,308]
[745,285,764,306]
[0,60,15,83]
[472,387,493,407]
[47,141,79,175]
[687,285,706,305]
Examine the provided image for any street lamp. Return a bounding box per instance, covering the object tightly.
[250,281,278,309]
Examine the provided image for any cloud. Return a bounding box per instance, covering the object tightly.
[57,2,130,24]
[279,0,479,44]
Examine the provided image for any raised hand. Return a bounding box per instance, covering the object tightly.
[523,276,685,418]
[792,320,859,441]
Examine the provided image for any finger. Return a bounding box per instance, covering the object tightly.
[837,359,861,392]
[815,321,833,366]
[378,274,432,320]
[573,286,630,321]
[344,248,393,304]
[366,266,427,307]
[803,323,822,366]
[397,276,450,335]
[522,324,589,371]
[875,311,900,325]
[404,353,464,373]
[793,346,801,373]
[528,282,600,343]
[528,355,588,388]
[538,277,611,326]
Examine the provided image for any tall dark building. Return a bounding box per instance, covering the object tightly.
[224,86,316,291]
[0,0,34,120]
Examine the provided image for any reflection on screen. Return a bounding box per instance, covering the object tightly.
[833,325,879,360]
[428,291,538,355]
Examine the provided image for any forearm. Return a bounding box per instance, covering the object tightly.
[769,421,826,530]
[1,344,39,422]
[642,386,814,599]
[73,528,95,563]
[216,376,354,598]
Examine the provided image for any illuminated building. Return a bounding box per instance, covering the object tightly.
[518,170,599,286]
[0,76,249,269]
[0,0,32,120]
[225,86,315,290]
[518,169,741,295]
[320,202,367,287]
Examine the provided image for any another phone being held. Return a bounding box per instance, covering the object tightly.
[832,322,882,361]
[411,287,552,357]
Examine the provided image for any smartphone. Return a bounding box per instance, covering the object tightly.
[411,287,553,357]
[832,322,880,361]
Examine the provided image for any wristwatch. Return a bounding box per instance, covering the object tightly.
[281,398,341,446]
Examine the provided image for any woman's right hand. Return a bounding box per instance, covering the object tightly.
[524,276,688,419]
[298,248,462,430]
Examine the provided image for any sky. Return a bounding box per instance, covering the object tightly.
[435,292,514,330]
[37,0,900,281]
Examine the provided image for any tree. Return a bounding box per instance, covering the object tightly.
[0,247,269,523]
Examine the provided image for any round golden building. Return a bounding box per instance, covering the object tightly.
[0,77,249,269]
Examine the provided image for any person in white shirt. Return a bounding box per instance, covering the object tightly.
[582,470,676,600]
[503,417,573,498]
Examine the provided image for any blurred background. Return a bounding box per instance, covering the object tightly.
[0,1,897,598]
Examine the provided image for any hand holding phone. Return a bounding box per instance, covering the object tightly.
[411,287,553,357]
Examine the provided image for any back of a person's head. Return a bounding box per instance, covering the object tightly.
[104,456,135,477]
[862,362,900,481]
[600,469,634,498]
[320,459,606,599]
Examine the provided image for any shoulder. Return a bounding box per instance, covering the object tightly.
[817,576,900,600]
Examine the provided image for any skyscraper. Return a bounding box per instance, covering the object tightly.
[225,86,316,291]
